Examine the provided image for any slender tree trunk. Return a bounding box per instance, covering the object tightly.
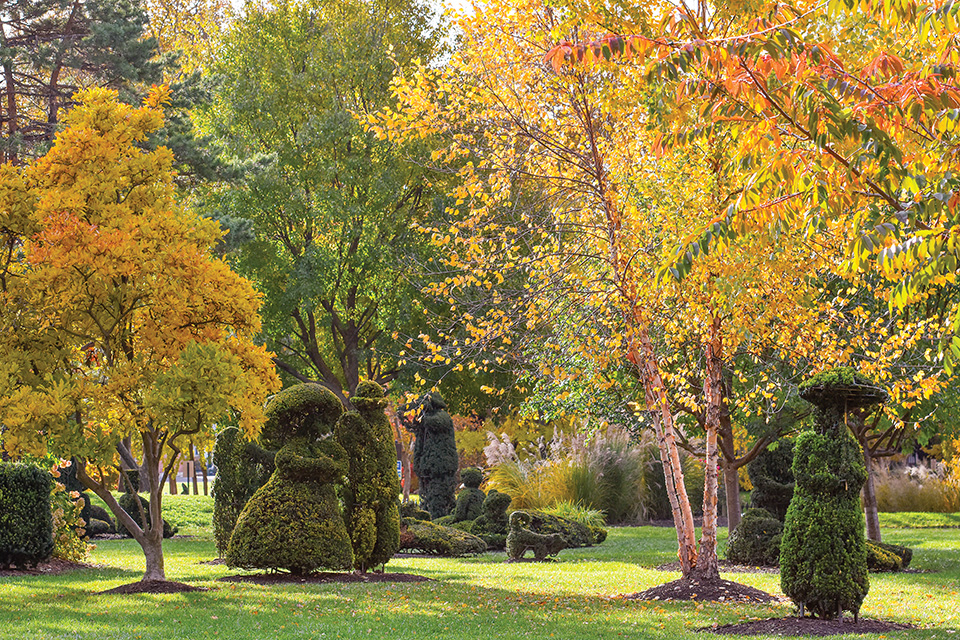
[633,326,698,577]
[862,445,881,542]
[722,462,742,532]
[693,314,722,582]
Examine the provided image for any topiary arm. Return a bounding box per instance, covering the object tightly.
[243,441,277,468]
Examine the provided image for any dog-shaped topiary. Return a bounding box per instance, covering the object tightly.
[506,511,567,561]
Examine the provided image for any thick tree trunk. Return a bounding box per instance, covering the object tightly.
[633,326,698,577]
[692,315,722,582]
[722,462,742,532]
[862,445,881,542]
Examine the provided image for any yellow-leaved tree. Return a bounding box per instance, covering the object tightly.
[0,87,280,585]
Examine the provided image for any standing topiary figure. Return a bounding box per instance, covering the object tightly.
[453,467,486,523]
[227,384,353,574]
[780,368,885,620]
[212,426,275,556]
[336,380,401,572]
[404,393,458,519]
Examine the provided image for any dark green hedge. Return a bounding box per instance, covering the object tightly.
[0,463,54,569]
[116,493,177,538]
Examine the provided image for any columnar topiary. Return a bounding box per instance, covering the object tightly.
[780,368,883,620]
[0,463,54,569]
[227,384,353,574]
[404,393,458,519]
[212,426,274,556]
[336,380,401,572]
[748,440,795,521]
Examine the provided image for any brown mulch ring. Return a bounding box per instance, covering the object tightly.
[0,558,97,577]
[656,561,780,575]
[623,578,781,604]
[705,616,916,636]
[99,580,209,595]
[219,571,432,585]
[199,558,226,565]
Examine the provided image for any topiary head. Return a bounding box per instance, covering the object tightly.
[484,490,512,516]
[259,384,344,449]
[509,510,531,529]
[460,467,483,489]
[352,380,387,412]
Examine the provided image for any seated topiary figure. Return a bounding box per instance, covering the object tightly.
[471,489,512,549]
[336,381,402,573]
[452,467,485,523]
[749,440,795,522]
[227,384,353,575]
[726,508,783,566]
[506,511,567,561]
[780,368,882,620]
[404,393,458,519]
[398,517,487,556]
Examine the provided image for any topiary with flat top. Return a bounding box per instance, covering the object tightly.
[336,380,401,572]
[0,463,54,569]
[404,393,458,519]
[227,384,353,574]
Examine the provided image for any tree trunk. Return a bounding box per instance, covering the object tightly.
[722,462,742,532]
[692,314,722,582]
[633,326,698,577]
[862,445,881,542]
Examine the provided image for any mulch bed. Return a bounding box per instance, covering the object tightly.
[0,558,96,577]
[656,561,780,575]
[100,580,209,594]
[705,616,916,636]
[623,577,780,604]
[199,558,226,565]
[219,571,432,585]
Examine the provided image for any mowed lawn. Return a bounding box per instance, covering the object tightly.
[2,499,959,640]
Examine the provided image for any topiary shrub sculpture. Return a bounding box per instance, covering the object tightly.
[398,518,487,556]
[336,380,401,572]
[471,489,512,549]
[399,500,431,522]
[450,467,485,523]
[227,384,353,574]
[749,440,795,521]
[0,463,54,569]
[506,511,567,561]
[780,368,885,620]
[117,471,177,539]
[212,425,275,556]
[404,393,458,519]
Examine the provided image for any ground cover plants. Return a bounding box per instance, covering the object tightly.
[2,495,958,640]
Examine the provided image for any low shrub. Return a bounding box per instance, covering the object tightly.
[116,494,178,538]
[86,519,114,536]
[865,540,912,572]
[725,508,782,566]
[399,501,431,522]
[398,517,487,556]
[510,509,601,547]
[0,463,54,569]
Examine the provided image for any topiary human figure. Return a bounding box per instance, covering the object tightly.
[212,426,275,556]
[471,489,512,549]
[748,440,795,522]
[780,368,885,620]
[336,380,401,572]
[452,467,485,523]
[227,384,353,574]
[404,393,458,519]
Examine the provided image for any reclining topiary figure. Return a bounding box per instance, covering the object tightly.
[227,384,353,575]
[506,511,567,561]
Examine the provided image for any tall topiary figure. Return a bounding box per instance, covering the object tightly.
[336,380,401,572]
[227,384,353,574]
[404,393,458,519]
[780,368,885,620]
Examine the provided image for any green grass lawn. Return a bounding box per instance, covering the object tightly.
[2,499,958,640]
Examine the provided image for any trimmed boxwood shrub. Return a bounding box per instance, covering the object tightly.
[748,440,795,521]
[227,384,354,574]
[336,381,401,572]
[780,428,869,619]
[88,505,115,534]
[0,463,54,569]
[866,540,912,572]
[726,508,783,566]
[405,393,458,519]
[398,517,487,556]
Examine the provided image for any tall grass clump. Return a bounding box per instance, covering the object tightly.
[874,463,960,513]
[485,425,702,524]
